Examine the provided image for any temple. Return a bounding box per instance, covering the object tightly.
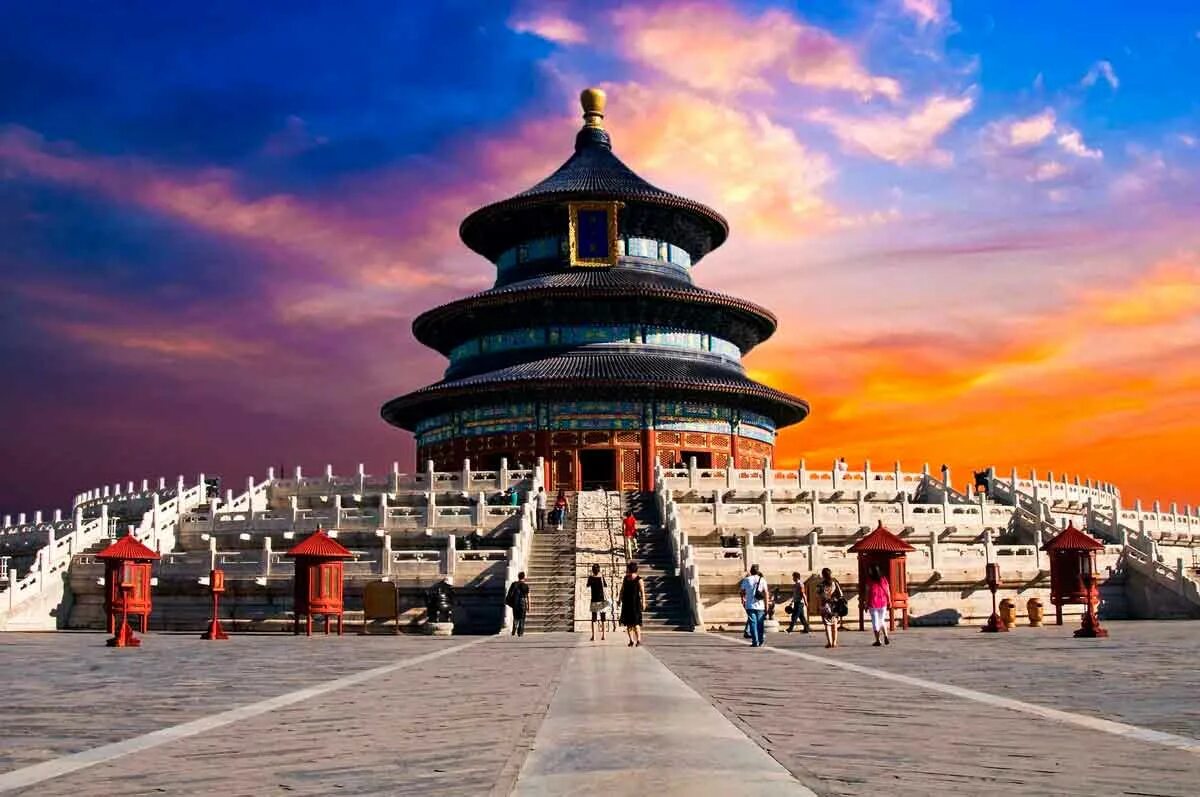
[381,89,808,492]
[1,88,1198,637]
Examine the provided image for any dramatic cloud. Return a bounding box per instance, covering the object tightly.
[1028,160,1067,182]
[901,0,950,28]
[0,126,456,294]
[764,250,1200,503]
[1084,255,1200,326]
[986,110,1103,172]
[809,93,974,164]
[509,13,587,44]
[1007,109,1056,147]
[1057,128,1103,159]
[1081,60,1120,91]
[611,3,901,99]
[607,82,839,236]
[2,2,1198,512]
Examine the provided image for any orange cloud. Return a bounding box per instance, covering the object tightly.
[753,251,1200,504]
[605,81,840,237]
[612,3,900,100]
[1083,255,1200,327]
[52,322,268,364]
[809,93,974,165]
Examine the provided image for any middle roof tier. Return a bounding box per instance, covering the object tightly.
[413,267,778,356]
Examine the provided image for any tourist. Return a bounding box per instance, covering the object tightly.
[586,563,607,641]
[836,457,848,473]
[536,487,547,531]
[505,571,530,637]
[817,567,845,649]
[622,511,638,560]
[865,564,891,647]
[554,492,568,530]
[786,571,811,633]
[619,561,646,647]
[739,564,769,647]
[508,487,520,507]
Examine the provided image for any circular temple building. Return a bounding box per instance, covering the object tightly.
[382,88,809,491]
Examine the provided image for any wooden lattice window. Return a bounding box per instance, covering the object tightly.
[621,449,641,484]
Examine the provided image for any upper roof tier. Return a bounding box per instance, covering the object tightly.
[459,88,729,266]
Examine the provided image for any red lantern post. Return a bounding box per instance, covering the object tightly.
[981,562,1006,632]
[95,533,160,647]
[1074,550,1109,638]
[201,568,229,640]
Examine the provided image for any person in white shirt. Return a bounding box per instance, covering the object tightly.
[738,564,770,647]
[535,487,547,531]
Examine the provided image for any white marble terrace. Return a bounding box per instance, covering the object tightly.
[655,459,1200,629]
[0,460,542,631]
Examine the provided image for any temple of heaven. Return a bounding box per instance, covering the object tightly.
[381,88,809,492]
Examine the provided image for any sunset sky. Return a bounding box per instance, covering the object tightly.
[2,1,1198,512]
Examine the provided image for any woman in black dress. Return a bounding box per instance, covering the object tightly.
[619,561,646,647]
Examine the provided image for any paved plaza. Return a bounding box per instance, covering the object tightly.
[1,622,1198,795]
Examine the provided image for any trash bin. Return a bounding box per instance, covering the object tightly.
[998,598,1017,630]
[1026,597,1044,627]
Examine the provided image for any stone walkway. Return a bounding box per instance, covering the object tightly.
[513,639,813,795]
[0,622,1197,795]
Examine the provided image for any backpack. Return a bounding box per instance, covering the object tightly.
[505,583,520,608]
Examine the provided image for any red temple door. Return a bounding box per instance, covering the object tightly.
[552,450,575,491]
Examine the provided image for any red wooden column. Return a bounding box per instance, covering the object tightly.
[286,529,354,636]
[847,521,916,631]
[96,533,160,647]
[642,427,657,491]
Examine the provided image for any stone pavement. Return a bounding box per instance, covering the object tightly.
[0,622,1197,795]
[649,622,1200,796]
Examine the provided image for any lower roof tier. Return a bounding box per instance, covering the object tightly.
[412,269,777,355]
[381,349,809,431]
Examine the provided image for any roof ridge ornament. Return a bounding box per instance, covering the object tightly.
[581,87,606,129]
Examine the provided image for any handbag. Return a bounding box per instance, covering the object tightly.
[834,597,849,618]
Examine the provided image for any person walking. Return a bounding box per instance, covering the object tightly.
[535,487,547,532]
[554,492,568,531]
[586,563,608,642]
[786,571,811,633]
[864,564,892,647]
[739,564,769,647]
[505,571,530,637]
[817,567,845,649]
[622,511,637,561]
[619,561,646,647]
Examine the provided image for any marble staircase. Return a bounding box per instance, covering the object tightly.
[523,494,577,632]
[623,491,693,631]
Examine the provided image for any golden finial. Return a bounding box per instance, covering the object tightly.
[581,87,606,129]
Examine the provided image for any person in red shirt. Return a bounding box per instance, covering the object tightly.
[622,512,638,561]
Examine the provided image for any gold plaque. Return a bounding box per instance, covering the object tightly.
[568,201,621,267]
